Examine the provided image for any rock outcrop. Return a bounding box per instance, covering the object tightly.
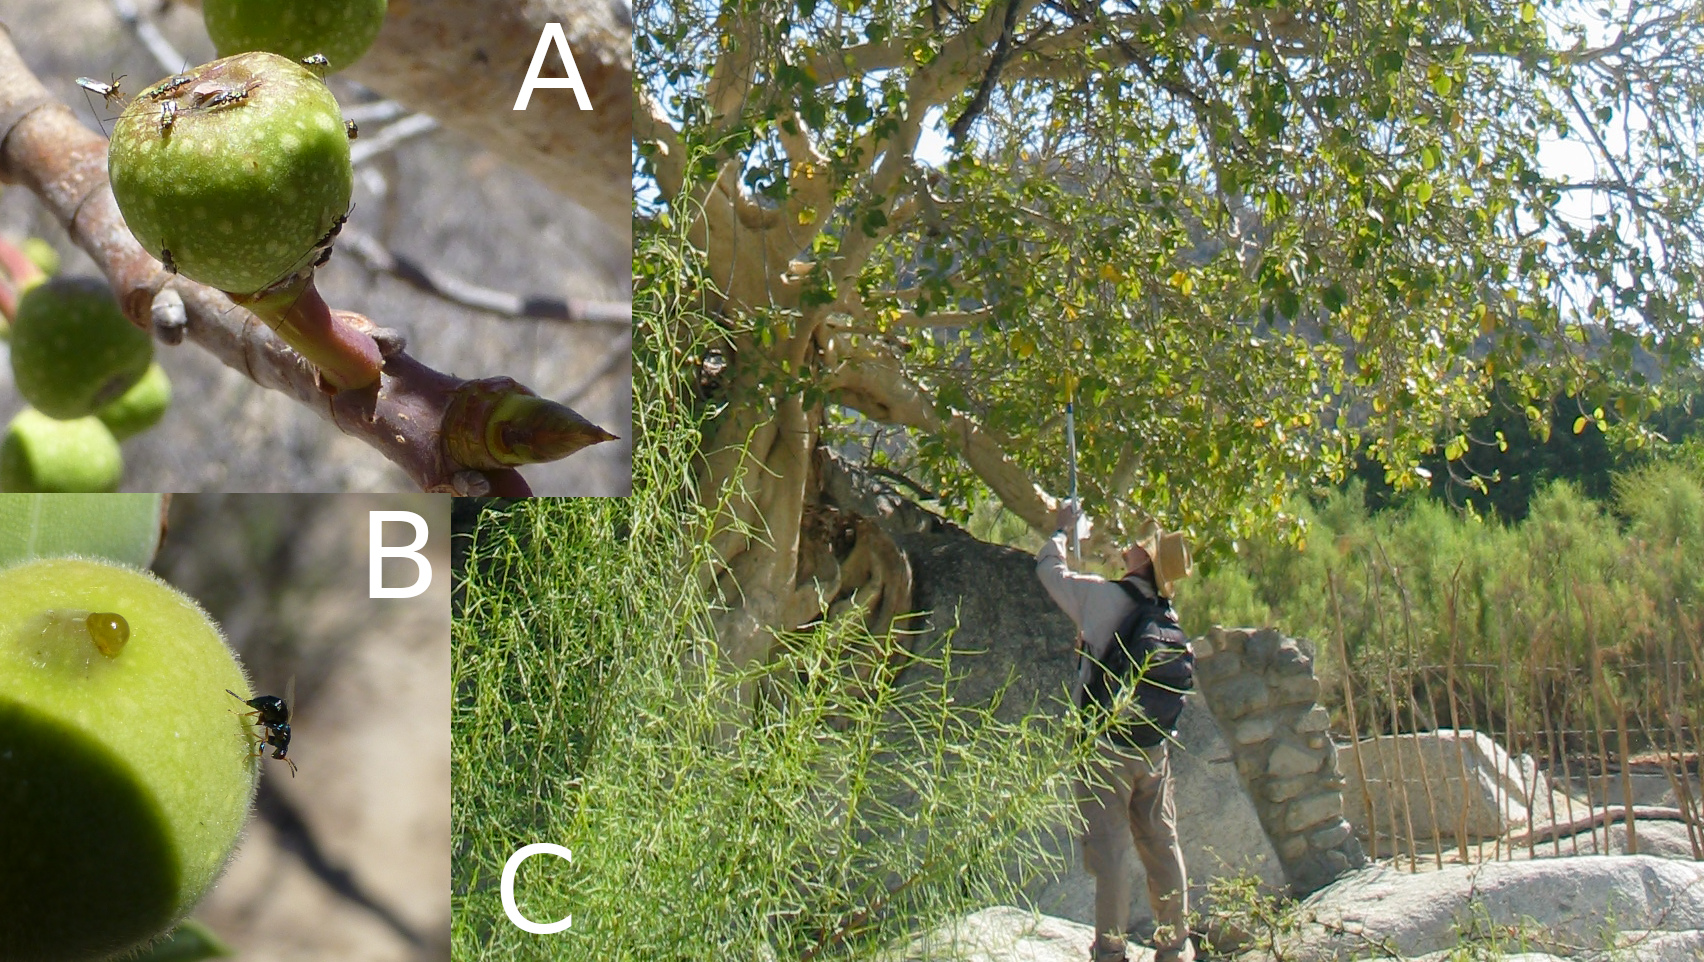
[896,855,1704,961]
[1339,729,1550,843]
[1282,855,1704,961]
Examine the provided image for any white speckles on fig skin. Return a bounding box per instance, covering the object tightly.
[108,52,353,297]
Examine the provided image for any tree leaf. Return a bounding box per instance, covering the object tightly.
[0,494,165,568]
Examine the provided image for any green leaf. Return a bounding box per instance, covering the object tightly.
[0,494,164,568]
[1323,283,1347,313]
[843,92,871,126]
[1572,415,1588,434]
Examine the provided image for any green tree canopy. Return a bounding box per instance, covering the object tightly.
[636,0,1704,652]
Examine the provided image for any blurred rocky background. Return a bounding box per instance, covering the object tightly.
[0,0,630,494]
[154,495,450,962]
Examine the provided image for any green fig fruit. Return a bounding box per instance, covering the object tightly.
[10,277,152,421]
[97,362,173,441]
[0,557,257,962]
[0,411,124,493]
[203,0,387,74]
[109,52,354,297]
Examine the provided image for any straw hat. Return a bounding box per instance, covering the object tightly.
[1129,516,1193,598]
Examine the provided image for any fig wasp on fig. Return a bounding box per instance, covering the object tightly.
[228,677,297,777]
[146,72,195,101]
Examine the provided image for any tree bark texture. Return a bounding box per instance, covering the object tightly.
[173,0,633,233]
[349,0,632,233]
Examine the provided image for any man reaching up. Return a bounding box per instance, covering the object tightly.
[1036,501,1196,962]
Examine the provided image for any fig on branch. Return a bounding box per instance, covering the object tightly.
[0,558,257,962]
[109,53,353,298]
[109,52,380,390]
[203,0,388,74]
[0,411,123,494]
[10,277,152,420]
[97,362,174,441]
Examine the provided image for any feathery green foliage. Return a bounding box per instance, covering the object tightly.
[1176,463,1704,747]
[452,222,1109,961]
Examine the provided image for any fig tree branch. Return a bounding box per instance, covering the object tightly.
[0,25,614,493]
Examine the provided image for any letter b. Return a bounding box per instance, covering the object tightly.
[369,511,431,599]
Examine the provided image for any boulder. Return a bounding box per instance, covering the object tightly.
[1280,855,1704,961]
[1339,730,1548,842]
[883,906,1093,962]
[1526,819,1702,861]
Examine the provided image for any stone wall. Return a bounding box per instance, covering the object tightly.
[1195,626,1367,894]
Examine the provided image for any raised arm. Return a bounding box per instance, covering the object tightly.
[1036,530,1108,629]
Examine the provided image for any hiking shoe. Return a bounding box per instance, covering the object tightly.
[1090,934,1129,962]
[1153,941,1196,962]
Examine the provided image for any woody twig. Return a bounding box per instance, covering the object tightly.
[0,24,616,493]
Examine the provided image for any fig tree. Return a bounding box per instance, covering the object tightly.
[0,557,258,962]
[203,0,388,74]
[10,277,152,420]
[0,411,123,493]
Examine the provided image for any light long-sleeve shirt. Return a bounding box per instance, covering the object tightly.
[1036,531,1160,707]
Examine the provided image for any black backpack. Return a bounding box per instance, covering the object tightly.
[1081,579,1195,748]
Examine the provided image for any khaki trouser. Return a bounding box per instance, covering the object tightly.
[1076,738,1192,961]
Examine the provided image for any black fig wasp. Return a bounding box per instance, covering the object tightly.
[228,678,297,777]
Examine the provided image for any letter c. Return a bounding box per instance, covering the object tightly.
[501,843,573,934]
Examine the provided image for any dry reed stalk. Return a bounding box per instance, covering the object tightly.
[1684,610,1704,852]
[1645,664,1700,860]
[1544,615,1583,857]
[1385,542,1445,869]
[1521,651,1545,860]
[1496,641,1516,861]
[1531,618,1566,858]
[1330,571,1378,863]
[1371,553,1418,871]
[1444,569,1474,863]
[1613,673,1639,856]
[1579,584,1617,856]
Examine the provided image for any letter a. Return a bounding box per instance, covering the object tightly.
[515,23,593,111]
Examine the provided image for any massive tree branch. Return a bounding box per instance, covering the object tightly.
[347,0,632,232]
[827,347,1049,528]
[180,0,633,231]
